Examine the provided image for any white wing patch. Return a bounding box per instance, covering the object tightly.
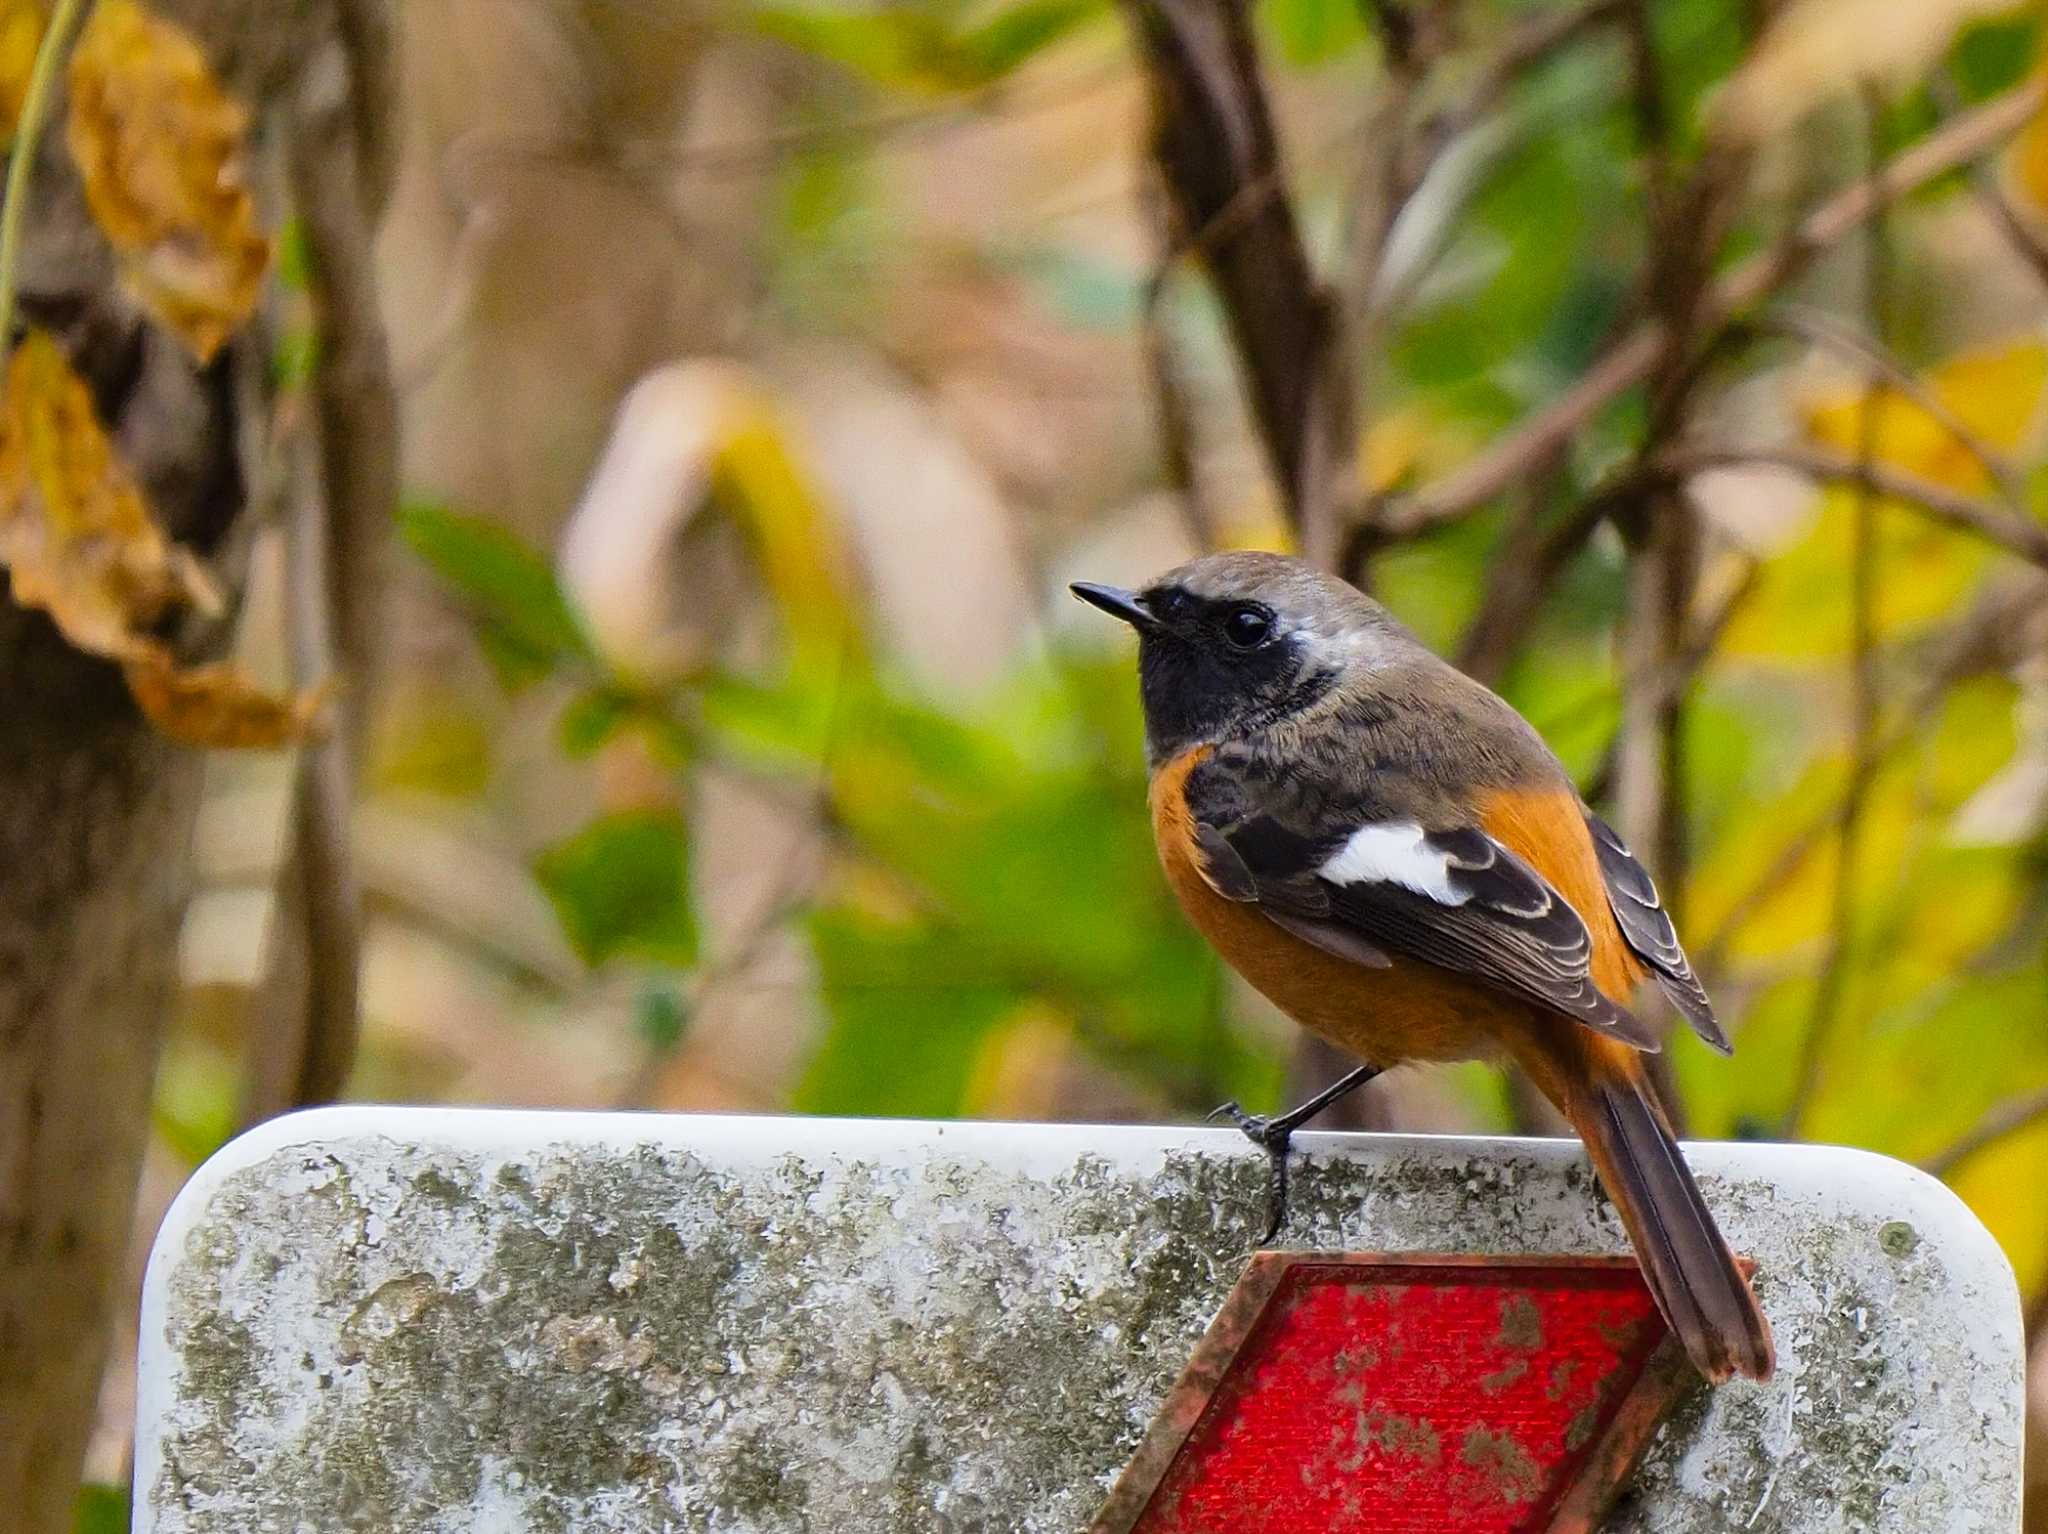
[1317,822,1471,906]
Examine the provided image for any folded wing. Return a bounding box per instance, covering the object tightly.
[1583,810,1728,1053]
[1192,803,1660,1052]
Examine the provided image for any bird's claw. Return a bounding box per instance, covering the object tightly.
[1208,1099,1295,1245]
[1206,1100,1275,1139]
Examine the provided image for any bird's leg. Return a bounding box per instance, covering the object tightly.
[1206,1063,1383,1244]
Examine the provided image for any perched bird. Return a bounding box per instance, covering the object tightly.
[1073,551,1774,1383]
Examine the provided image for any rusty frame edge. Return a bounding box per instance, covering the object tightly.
[1085,1251,1293,1534]
[1084,1249,1753,1534]
[1539,1332,1695,1534]
[1541,1255,1758,1534]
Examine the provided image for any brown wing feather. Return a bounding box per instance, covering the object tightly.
[1582,810,1729,1053]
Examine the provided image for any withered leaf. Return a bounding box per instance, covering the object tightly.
[66,0,269,361]
[0,330,318,750]
[122,644,329,750]
[0,329,217,655]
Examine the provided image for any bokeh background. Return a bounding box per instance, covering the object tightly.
[35,0,2048,1522]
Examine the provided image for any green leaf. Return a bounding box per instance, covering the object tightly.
[799,909,1020,1116]
[956,0,1105,79]
[635,985,692,1053]
[558,690,635,759]
[1257,0,1365,67]
[1951,14,2037,101]
[750,6,955,91]
[751,0,1102,93]
[275,218,311,292]
[534,811,699,969]
[399,501,592,691]
[74,1485,127,1534]
[152,1036,239,1166]
[270,327,318,390]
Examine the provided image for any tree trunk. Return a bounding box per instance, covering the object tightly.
[0,4,388,1526]
[0,662,209,1534]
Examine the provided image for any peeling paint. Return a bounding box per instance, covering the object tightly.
[134,1111,2024,1533]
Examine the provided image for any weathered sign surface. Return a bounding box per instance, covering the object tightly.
[134,1109,2022,1532]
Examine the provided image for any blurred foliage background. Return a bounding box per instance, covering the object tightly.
[45,0,2048,1521]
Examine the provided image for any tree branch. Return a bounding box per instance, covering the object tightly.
[1140,185,1223,551]
[1376,76,2047,542]
[1758,304,2028,507]
[1119,0,1352,555]
[1659,445,2048,569]
[241,14,399,1123]
[1783,91,1890,1139]
[1922,1086,2048,1179]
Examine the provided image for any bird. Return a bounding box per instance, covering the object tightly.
[1071,550,1774,1383]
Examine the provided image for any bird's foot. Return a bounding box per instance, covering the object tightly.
[1206,1100,1296,1246]
[1206,1064,1384,1246]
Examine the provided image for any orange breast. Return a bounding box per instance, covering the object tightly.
[1149,747,1521,1068]
[1148,751,1653,1073]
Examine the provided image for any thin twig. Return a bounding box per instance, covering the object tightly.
[1931,67,2048,292]
[1971,171,2048,288]
[615,892,806,1110]
[1692,579,2035,973]
[1922,1086,2048,1178]
[1425,0,1629,152]
[1378,76,2047,542]
[241,20,400,1123]
[1140,187,1221,551]
[0,0,90,353]
[1333,0,1429,346]
[1783,92,1889,1139]
[1576,558,1760,806]
[1660,445,2048,569]
[1760,305,2027,507]
[1452,466,1582,683]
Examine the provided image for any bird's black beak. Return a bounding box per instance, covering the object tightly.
[1069,582,1158,632]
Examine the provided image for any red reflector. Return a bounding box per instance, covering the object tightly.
[1090,1254,1700,1534]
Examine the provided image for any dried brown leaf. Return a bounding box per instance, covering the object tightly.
[66,0,269,361]
[0,329,218,654]
[122,644,329,749]
[0,331,314,748]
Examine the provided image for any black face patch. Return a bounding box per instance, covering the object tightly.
[1135,586,1308,760]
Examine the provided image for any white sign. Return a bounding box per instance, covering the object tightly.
[134,1109,2022,1532]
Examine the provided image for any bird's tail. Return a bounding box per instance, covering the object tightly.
[1546,1047,1775,1382]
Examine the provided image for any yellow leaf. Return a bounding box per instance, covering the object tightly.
[0,330,217,655]
[1360,408,1429,495]
[0,0,42,140]
[558,363,861,683]
[960,1001,1072,1118]
[1718,488,1990,659]
[1947,1113,2048,1289]
[2010,110,2048,217]
[1217,507,1294,555]
[1801,339,2048,491]
[122,644,328,749]
[66,0,269,361]
[714,405,863,673]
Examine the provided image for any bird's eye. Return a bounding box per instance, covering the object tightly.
[1222,604,1273,650]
